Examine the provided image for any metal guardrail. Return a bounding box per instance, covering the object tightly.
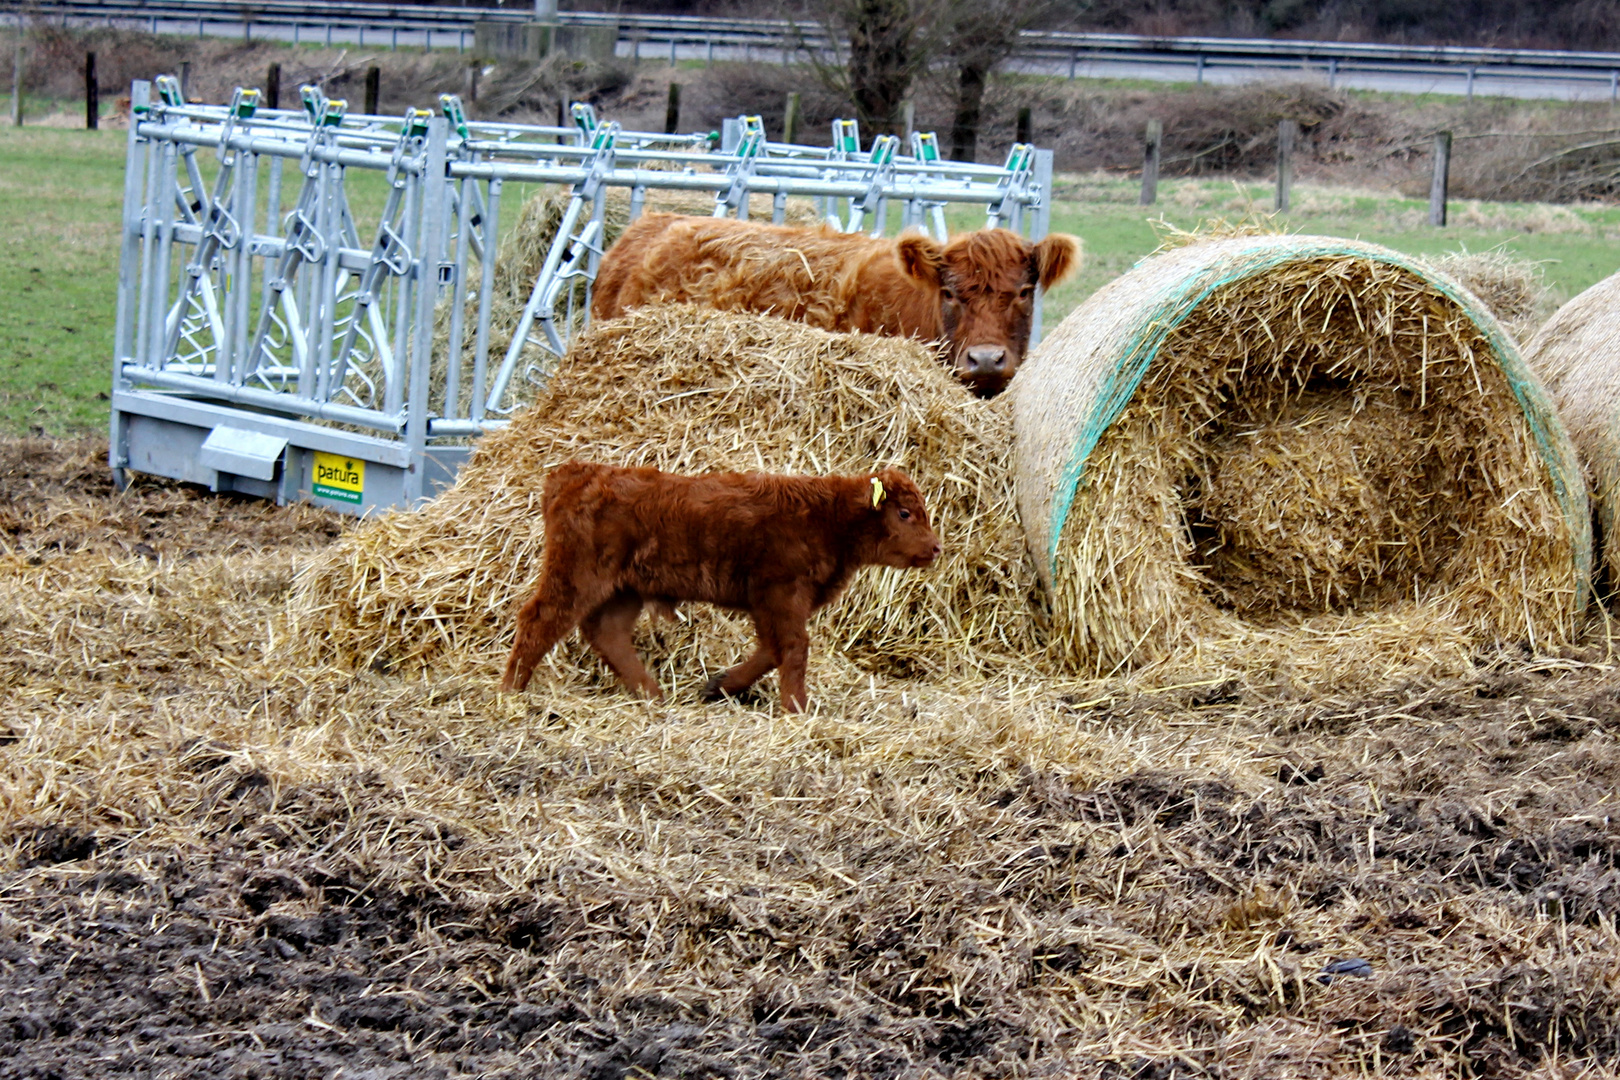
[109,78,1054,514]
[21,1,1620,75]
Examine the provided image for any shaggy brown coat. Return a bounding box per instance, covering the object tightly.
[590,216,1081,396]
[498,462,941,712]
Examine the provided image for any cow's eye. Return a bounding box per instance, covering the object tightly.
[941,288,959,303]
[898,508,912,520]
[1019,284,1035,299]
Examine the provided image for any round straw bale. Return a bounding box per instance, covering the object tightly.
[291,306,1042,685]
[1524,268,1620,587]
[1418,249,1556,343]
[1011,235,1589,686]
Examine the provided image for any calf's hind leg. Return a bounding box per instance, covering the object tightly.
[499,571,613,693]
[581,589,663,699]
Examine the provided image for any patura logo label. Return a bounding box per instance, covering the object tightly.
[312,451,364,504]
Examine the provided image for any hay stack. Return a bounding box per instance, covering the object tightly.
[1011,235,1589,687]
[291,306,1042,686]
[1525,268,1620,587]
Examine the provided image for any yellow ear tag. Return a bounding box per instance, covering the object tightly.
[870,477,886,508]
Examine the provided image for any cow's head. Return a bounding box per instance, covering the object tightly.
[862,468,941,570]
[898,228,1081,397]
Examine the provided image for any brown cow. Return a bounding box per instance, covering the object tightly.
[498,462,941,712]
[590,215,1081,397]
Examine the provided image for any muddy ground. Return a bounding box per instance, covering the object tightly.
[4,437,1620,1078]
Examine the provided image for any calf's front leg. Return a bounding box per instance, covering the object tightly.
[701,635,779,704]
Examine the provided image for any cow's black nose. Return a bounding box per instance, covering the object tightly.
[965,346,1008,372]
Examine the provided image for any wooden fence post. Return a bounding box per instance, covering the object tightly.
[364,66,380,116]
[1275,119,1297,213]
[1016,106,1031,145]
[783,91,801,145]
[11,39,23,127]
[84,51,97,129]
[1139,119,1161,206]
[1429,130,1452,227]
[466,61,478,106]
[266,62,281,110]
[902,99,914,143]
[178,60,190,101]
[665,82,681,135]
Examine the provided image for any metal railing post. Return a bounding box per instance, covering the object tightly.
[405,116,450,504]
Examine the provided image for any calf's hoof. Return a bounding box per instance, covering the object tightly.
[701,673,760,705]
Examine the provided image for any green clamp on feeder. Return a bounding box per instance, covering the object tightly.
[869,134,897,167]
[234,88,260,119]
[155,74,183,107]
[321,100,347,127]
[589,124,616,151]
[407,106,435,140]
[912,131,940,164]
[438,95,468,140]
[299,85,324,121]
[832,118,861,156]
[571,102,598,133]
[741,115,765,139]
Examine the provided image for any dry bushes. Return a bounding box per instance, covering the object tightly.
[1012,235,1589,690]
[1525,269,1620,588]
[296,305,1043,685]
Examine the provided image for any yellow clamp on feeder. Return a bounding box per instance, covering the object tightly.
[870,477,886,508]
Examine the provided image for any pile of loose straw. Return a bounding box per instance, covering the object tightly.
[291,305,1044,688]
[1011,235,1589,689]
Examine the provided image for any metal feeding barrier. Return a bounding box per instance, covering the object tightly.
[110,78,1055,514]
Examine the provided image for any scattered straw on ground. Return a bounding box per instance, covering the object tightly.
[6,437,1620,1077]
[1012,235,1589,692]
[1525,268,1620,591]
[298,305,1043,687]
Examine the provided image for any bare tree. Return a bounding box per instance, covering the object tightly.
[803,0,940,136]
[943,0,1059,161]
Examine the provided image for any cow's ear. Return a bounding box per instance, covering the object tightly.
[897,235,945,289]
[1034,234,1081,290]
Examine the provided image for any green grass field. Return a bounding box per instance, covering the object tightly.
[3,125,1617,435]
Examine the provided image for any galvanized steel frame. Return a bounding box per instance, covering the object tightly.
[110,79,1055,512]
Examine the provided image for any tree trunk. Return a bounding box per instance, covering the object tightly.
[846,0,915,136]
[949,62,986,162]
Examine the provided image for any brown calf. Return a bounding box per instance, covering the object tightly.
[590,215,1081,397]
[498,462,941,712]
